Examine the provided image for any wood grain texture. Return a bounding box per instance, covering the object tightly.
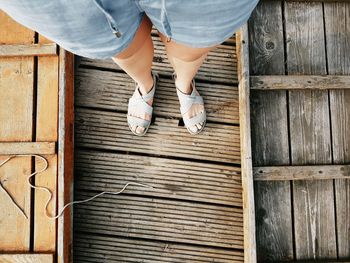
[248,1,294,261]
[0,254,53,263]
[325,2,350,259]
[34,35,58,252]
[285,2,336,259]
[57,49,74,263]
[254,165,350,181]
[75,108,241,164]
[251,75,350,90]
[0,43,57,57]
[75,67,239,124]
[0,11,34,251]
[74,192,244,249]
[75,150,242,206]
[236,25,256,263]
[0,142,55,155]
[74,233,244,263]
[79,34,237,85]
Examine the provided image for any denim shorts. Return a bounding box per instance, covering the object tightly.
[0,0,259,59]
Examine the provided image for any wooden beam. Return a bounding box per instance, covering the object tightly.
[0,254,53,263]
[0,11,35,251]
[0,142,56,155]
[0,43,57,57]
[237,24,257,263]
[57,48,74,263]
[254,165,350,181]
[251,75,350,90]
[33,35,59,252]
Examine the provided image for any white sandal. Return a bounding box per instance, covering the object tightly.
[174,75,206,135]
[127,72,158,136]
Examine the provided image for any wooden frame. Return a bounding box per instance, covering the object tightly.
[237,24,257,263]
[0,43,57,57]
[57,48,74,263]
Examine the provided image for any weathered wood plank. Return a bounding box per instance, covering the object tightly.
[75,150,242,206]
[57,49,74,263]
[236,25,256,263]
[75,68,239,124]
[0,254,53,263]
[0,43,57,57]
[251,75,350,90]
[74,192,244,249]
[79,34,238,84]
[75,108,241,164]
[325,1,350,259]
[0,142,55,155]
[285,1,337,259]
[248,1,294,261]
[74,233,243,263]
[254,165,350,181]
[0,11,34,251]
[34,35,58,252]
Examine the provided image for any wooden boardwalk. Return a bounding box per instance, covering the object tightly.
[73,32,245,262]
[249,1,350,262]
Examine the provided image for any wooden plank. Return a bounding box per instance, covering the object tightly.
[0,142,55,155]
[236,25,256,263]
[75,68,239,124]
[74,233,244,263]
[79,34,238,85]
[0,11,34,251]
[75,108,241,164]
[248,1,294,261]
[254,165,350,181]
[251,75,350,90]
[285,1,337,259]
[75,149,242,206]
[57,49,74,263]
[74,192,244,249]
[325,1,350,259]
[33,35,59,252]
[0,43,57,57]
[0,254,53,263]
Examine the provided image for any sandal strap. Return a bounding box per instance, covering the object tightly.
[176,81,204,116]
[183,110,206,128]
[128,96,153,115]
[127,115,151,128]
[127,72,158,119]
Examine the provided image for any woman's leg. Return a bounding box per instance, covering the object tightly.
[112,15,154,135]
[158,32,216,133]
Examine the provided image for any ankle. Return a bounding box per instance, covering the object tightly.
[137,74,154,95]
[175,78,192,95]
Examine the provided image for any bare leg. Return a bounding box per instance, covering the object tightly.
[159,32,216,133]
[112,15,154,135]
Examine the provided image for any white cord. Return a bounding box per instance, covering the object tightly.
[0,154,154,220]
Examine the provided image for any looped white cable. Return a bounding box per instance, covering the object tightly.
[0,154,154,220]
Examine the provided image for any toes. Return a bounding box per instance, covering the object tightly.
[196,123,203,130]
[135,126,145,135]
[188,125,199,133]
[131,125,138,133]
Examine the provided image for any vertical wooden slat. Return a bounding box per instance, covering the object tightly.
[0,11,35,251]
[33,35,58,252]
[285,2,337,259]
[248,1,294,261]
[325,2,350,259]
[237,24,256,263]
[57,48,74,263]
